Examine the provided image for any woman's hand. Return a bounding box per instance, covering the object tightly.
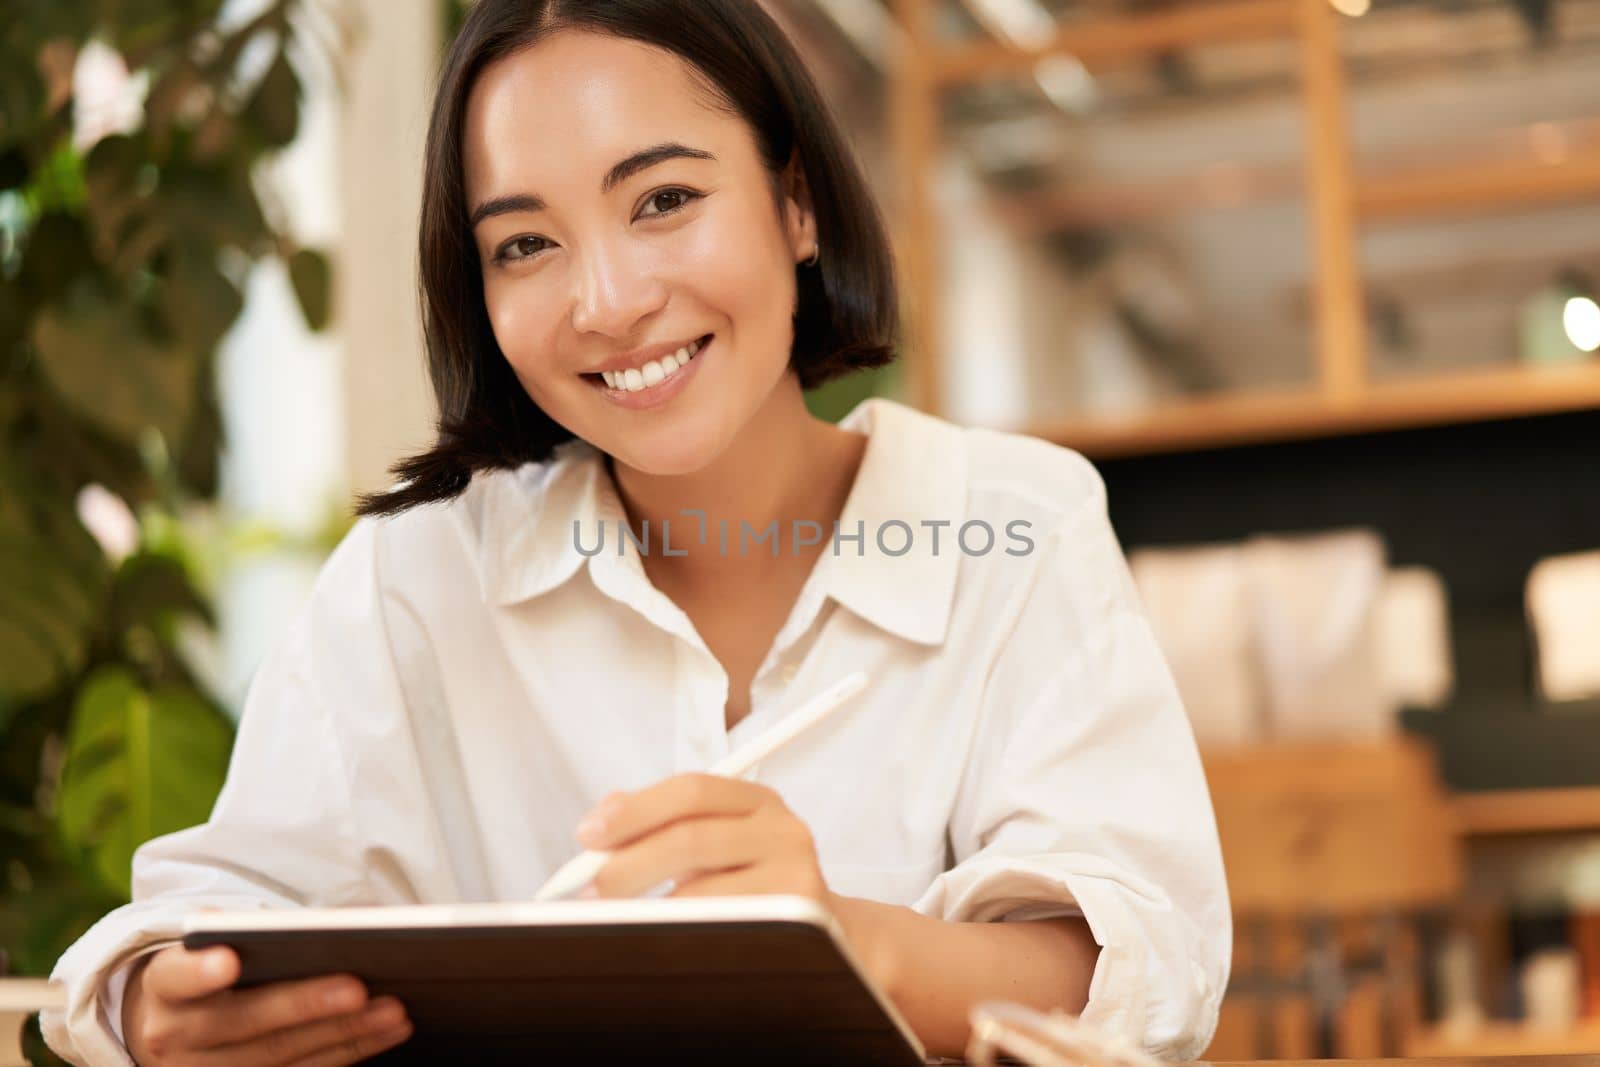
[122,943,413,1065]
[574,774,829,904]
[571,775,903,994]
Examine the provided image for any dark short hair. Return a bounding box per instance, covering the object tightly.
[357,0,898,518]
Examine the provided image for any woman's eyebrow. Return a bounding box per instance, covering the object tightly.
[601,142,716,194]
[469,142,717,229]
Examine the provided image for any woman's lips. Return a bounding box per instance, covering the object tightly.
[586,334,712,410]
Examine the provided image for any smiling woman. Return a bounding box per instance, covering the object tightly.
[356,0,899,513]
[42,2,1230,1064]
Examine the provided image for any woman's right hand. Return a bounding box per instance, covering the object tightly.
[123,944,413,1065]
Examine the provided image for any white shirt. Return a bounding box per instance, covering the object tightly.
[44,397,1231,1065]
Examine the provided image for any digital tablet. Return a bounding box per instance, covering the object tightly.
[181,895,927,1065]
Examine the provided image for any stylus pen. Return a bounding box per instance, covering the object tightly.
[531,670,869,902]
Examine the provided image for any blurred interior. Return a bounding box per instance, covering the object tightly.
[3,0,1599,1061]
[782,0,1600,1058]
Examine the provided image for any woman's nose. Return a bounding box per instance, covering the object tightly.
[569,239,668,338]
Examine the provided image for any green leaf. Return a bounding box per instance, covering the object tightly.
[99,0,221,60]
[0,465,108,709]
[16,211,94,309]
[172,357,224,496]
[246,49,300,149]
[0,276,23,354]
[56,667,233,897]
[111,551,213,635]
[83,133,145,237]
[0,845,124,977]
[157,164,267,253]
[287,247,330,330]
[26,137,87,214]
[161,246,242,353]
[0,619,61,712]
[0,691,71,810]
[0,38,47,149]
[6,380,156,508]
[33,282,200,446]
[0,147,27,190]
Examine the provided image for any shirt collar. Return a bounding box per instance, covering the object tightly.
[822,397,966,646]
[475,436,617,608]
[475,397,967,647]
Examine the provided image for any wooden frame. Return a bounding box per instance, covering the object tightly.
[1453,786,1600,837]
[1359,146,1600,222]
[890,0,944,415]
[1026,362,1600,457]
[931,0,1297,85]
[888,0,1600,454]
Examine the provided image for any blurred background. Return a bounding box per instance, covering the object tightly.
[1,0,1598,1061]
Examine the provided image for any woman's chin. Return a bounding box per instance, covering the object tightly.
[606,427,727,479]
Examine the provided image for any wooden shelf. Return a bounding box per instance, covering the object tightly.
[1359,147,1600,223]
[1454,787,1600,837]
[1405,1020,1600,1057]
[1025,361,1600,459]
[986,136,1600,233]
[892,0,1600,423]
[931,0,1296,87]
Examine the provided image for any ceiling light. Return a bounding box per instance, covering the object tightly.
[1564,295,1600,353]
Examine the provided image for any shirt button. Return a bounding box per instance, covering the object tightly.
[781,663,798,683]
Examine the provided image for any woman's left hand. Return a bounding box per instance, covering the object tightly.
[573,774,830,904]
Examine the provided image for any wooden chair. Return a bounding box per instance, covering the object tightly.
[1202,737,1463,1059]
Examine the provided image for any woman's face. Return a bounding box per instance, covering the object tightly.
[462,30,817,475]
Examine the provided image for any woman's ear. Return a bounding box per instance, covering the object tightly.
[780,150,818,265]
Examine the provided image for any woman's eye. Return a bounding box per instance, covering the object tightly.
[493,190,699,264]
[639,188,700,219]
[497,235,548,263]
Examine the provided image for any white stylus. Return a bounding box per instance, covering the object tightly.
[531,670,869,902]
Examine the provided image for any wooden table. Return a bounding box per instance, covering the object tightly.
[2,979,64,1067]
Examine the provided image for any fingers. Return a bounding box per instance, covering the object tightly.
[171,973,371,1048]
[590,815,770,898]
[666,836,829,902]
[670,867,795,898]
[142,945,240,1003]
[283,1017,414,1067]
[576,774,779,850]
[205,996,411,1067]
[129,944,416,1066]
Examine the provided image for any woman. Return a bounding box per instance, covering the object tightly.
[45,1,1230,1063]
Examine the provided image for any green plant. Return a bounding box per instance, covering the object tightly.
[1,0,332,1006]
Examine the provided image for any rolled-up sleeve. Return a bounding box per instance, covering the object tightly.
[41,521,417,1066]
[911,464,1232,1060]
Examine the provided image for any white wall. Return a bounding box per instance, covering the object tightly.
[337,0,439,497]
[209,0,438,711]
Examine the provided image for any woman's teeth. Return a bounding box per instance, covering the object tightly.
[600,337,705,392]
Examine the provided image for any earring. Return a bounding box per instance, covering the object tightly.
[802,246,820,268]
